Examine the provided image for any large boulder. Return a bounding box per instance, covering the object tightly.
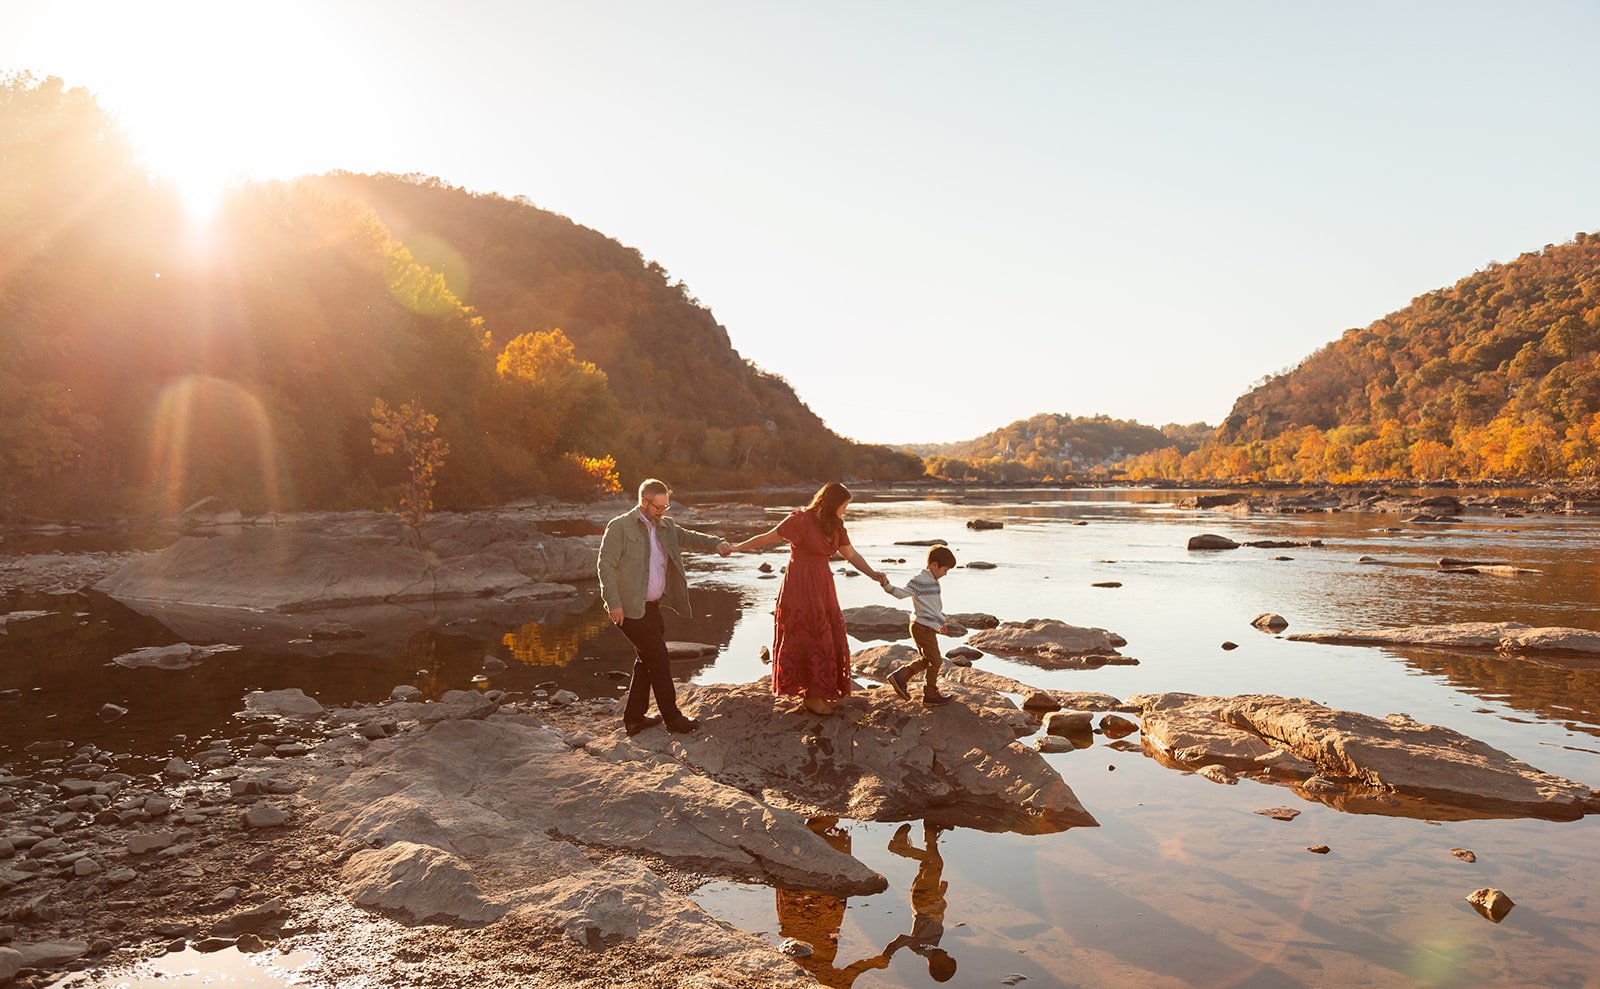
[651,679,1097,832]
[343,841,504,924]
[852,644,1129,713]
[1130,692,1600,820]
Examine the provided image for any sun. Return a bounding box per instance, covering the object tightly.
[150,154,236,223]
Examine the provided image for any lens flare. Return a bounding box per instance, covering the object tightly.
[145,375,288,516]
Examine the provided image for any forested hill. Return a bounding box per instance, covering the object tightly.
[0,75,918,518]
[905,413,1211,482]
[1122,233,1600,482]
[304,172,918,487]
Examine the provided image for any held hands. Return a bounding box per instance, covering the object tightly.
[716,540,732,557]
[608,607,624,626]
[874,572,892,589]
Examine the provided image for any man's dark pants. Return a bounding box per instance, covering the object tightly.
[619,600,680,722]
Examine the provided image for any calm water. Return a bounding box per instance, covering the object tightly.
[7,490,1600,988]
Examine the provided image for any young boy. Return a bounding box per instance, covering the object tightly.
[882,545,958,706]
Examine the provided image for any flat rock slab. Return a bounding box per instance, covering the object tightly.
[841,605,914,640]
[95,510,597,612]
[310,713,882,896]
[1290,622,1600,663]
[966,619,1130,669]
[1130,692,1600,820]
[656,679,1096,833]
[112,643,242,670]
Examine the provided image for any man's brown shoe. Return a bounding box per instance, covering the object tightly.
[922,692,955,707]
[624,715,663,736]
[665,716,700,734]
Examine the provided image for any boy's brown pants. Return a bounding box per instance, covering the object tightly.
[903,622,944,691]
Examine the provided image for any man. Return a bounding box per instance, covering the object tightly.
[597,478,731,735]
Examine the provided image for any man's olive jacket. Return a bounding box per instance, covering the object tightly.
[597,506,723,620]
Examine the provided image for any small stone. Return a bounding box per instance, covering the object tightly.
[213,898,286,935]
[1035,736,1075,754]
[98,703,129,722]
[966,561,997,570]
[128,832,176,854]
[1198,765,1238,785]
[243,804,290,829]
[778,938,813,958]
[1466,887,1514,922]
[482,657,507,674]
[235,932,266,953]
[1022,692,1062,714]
[758,562,774,573]
[1001,976,1028,986]
[74,857,102,876]
[1090,581,1122,588]
[359,722,391,740]
[390,685,422,702]
[1306,845,1331,855]
[105,867,137,885]
[273,743,311,757]
[1098,714,1138,738]
[164,758,193,780]
[1221,641,1239,650]
[144,796,172,816]
[1042,711,1093,736]
[0,947,20,982]
[1251,613,1289,632]
[1187,534,1239,550]
[194,936,236,952]
[1451,848,1477,863]
[550,690,580,706]
[1254,807,1301,821]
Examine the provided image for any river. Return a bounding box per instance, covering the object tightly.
[5,488,1599,988]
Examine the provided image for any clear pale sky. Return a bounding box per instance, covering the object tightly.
[6,2,1599,444]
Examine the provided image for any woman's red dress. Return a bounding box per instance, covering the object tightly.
[771,509,852,700]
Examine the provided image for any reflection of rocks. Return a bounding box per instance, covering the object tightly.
[0,551,153,595]
[1130,692,1600,820]
[1289,622,1600,663]
[642,678,1097,832]
[965,619,1131,669]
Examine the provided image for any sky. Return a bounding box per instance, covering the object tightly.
[5,1,1600,445]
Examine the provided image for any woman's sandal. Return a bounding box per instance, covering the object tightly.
[804,697,837,716]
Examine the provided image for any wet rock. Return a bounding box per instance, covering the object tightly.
[779,937,814,957]
[23,740,71,755]
[344,841,504,924]
[966,561,997,570]
[390,685,422,702]
[664,642,717,660]
[194,936,236,952]
[1198,765,1238,785]
[1043,711,1093,736]
[966,619,1128,666]
[757,562,774,573]
[359,722,394,740]
[966,519,1004,530]
[1251,613,1288,632]
[1221,641,1239,650]
[950,612,1000,630]
[111,643,241,670]
[840,605,915,640]
[894,539,948,547]
[1091,581,1121,588]
[235,933,267,953]
[1451,848,1477,863]
[1036,736,1076,754]
[243,688,325,719]
[1466,887,1515,922]
[1023,692,1062,714]
[1307,844,1330,854]
[946,645,981,663]
[243,804,290,829]
[1288,621,1600,658]
[1098,714,1139,738]
[1187,534,1239,550]
[1254,807,1301,821]
[163,758,193,781]
[549,690,580,707]
[1131,692,1600,819]
[482,657,507,674]
[97,703,129,722]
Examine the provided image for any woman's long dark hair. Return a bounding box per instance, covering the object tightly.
[805,482,852,537]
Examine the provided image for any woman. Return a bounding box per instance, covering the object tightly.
[731,482,890,715]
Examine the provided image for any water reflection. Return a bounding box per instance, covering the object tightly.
[775,817,962,987]
[1388,645,1600,738]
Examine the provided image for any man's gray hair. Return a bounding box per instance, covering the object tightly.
[638,478,672,502]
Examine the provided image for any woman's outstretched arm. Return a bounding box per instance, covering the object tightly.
[839,544,889,586]
[730,526,785,553]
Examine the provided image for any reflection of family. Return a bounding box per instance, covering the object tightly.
[774,819,958,987]
[597,477,961,732]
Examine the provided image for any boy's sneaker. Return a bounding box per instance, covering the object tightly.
[886,668,913,701]
[922,691,955,707]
